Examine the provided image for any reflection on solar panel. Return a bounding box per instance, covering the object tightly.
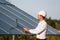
[0,0,60,34]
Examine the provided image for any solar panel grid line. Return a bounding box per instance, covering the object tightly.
[0,13,23,31]
[15,7,38,22]
[0,26,9,34]
[6,5,37,27]
[48,25,60,32]
[0,25,10,34]
[7,5,38,23]
[0,4,37,29]
[7,5,38,24]
[0,13,23,34]
[0,19,13,32]
[0,9,33,29]
[0,9,30,29]
[47,28,57,34]
[14,8,38,24]
[0,8,32,33]
[0,20,8,32]
[0,29,7,34]
[48,26,57,32]
[46,25,57,34]
[0,5,36,28]
[0,2,38,27]
[0,13,31,34]
[0,10,16,26]
[17,9,38,23]
[48,25,60,34]
[0,5,33,26]
[0,4,36,33]
[46,30,54,34]
[0,2,14,6]
[0,19,23,34]
[16,19,23,29]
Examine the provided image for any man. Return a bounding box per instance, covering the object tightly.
[22,10,47,40]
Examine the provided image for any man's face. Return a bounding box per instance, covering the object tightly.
[37,15,43,20]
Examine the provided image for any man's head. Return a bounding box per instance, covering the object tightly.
[37,10,47,21]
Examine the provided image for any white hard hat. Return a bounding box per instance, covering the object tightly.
[38,10,47,17]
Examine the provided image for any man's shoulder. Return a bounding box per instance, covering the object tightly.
[42,20,47,25]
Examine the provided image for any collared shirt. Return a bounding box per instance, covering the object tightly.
[29,20,47,39]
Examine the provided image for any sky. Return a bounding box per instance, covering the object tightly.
[6,0,60,20]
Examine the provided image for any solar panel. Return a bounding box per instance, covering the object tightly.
[0,1,60,34]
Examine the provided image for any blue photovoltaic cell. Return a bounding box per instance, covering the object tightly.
[0,0,60,34]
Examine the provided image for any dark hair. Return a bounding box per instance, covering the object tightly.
[40,15,45,19]
[39,15,46,19]
[43,16,45,19]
